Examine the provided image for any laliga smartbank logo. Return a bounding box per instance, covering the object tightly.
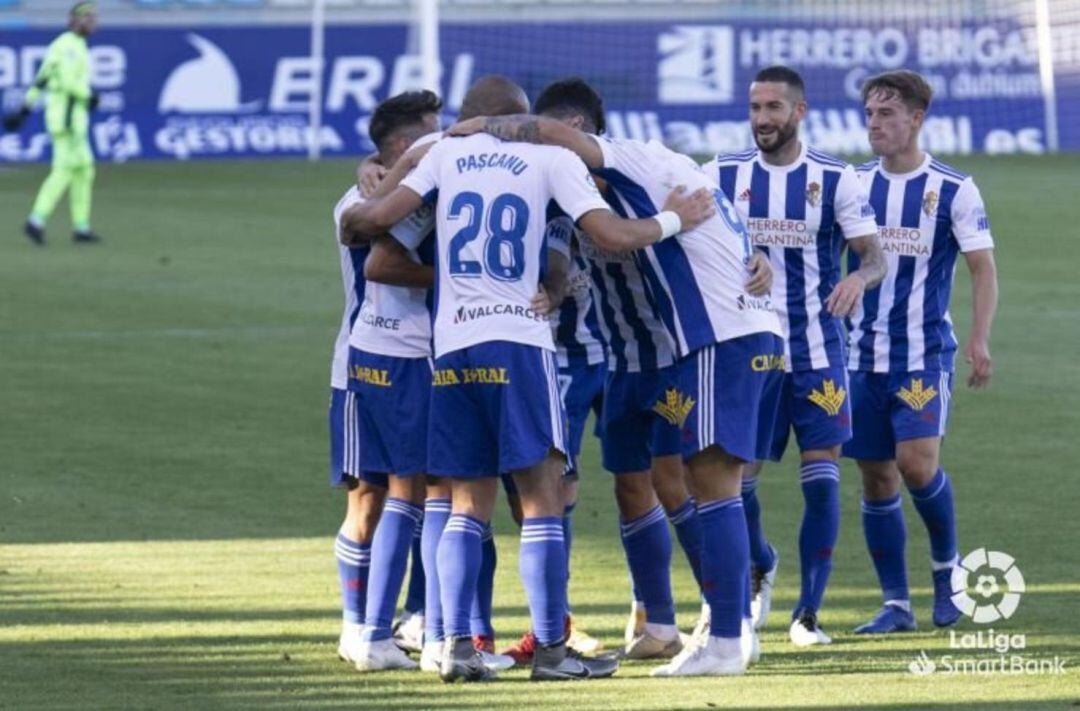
[907,549,1068,677]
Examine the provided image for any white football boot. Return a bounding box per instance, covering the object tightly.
[354,638,419,672]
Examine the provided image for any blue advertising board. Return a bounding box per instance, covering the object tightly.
[1,20,1076,162]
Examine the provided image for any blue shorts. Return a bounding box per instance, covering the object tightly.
[761,366,853,461]
[558,361,606,474]
[601,366,682,474]
[675,332,785,463]
[328,387,388,489]
[842,370,954,461]
[428,341,567,478]
[347,348,431,477]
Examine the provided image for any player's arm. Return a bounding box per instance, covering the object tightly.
[532,248,570,316]
[340,142,438,245]
[745,251,773,297]
[364,234,434,288]
[963,248,998,389]
[447,114,605,169]
[577,186,714,252]
[356,154,386,198]
[825,167,888,317]
[3,43,54,131]
[825,234,886,318]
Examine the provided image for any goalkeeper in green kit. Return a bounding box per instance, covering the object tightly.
[3,2,103,245]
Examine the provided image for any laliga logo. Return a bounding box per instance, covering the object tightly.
[950,548,1025,624]
[159,34,261,113]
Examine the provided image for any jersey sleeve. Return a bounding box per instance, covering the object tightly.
[389,203,435,251]
[547,148,611,223]
[952,179,995,252]
[834,165,879,240]
[543,214,575,260]
[24,38,61,106]
[594,136,650,183]
[399,141,443,203]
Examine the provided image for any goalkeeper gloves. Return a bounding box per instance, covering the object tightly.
[2,106,30,133]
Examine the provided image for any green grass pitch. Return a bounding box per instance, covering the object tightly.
[1,155,1079,709]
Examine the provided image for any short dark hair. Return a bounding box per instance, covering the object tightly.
[534,77,606,135]
[753,66,805,97]
[861,70,933,112]
[369,90,442,152]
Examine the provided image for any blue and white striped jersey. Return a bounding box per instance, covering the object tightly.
[330,186,369,389]
[702,143,878,371]
[545,215,608,369]
[592,137,782,359]
[847,154,994,373]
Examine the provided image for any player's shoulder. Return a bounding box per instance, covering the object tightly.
[333,185,363,222]
[805,147,849,170]
[927,156,970,183]
[711,148,758,165]
[855,157,881,175]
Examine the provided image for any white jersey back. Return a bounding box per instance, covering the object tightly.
[330,186,368,389]
[401,133,610,358]
[350,132,441,359]
[593,137,781,358]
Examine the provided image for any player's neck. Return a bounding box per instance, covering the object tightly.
[881,145,925,175]
[760,139,801,168]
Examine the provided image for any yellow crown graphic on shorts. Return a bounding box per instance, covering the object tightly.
[653,388,696,428]
[808,379,847,417]
[897,378,938,411]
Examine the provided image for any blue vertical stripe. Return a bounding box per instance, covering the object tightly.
[608,261,658,371]
[749,163,770,219]
[887,173,929,372]
[784,166,810,368]
[588,259,627,371]
[718,165,738,203]
[556,293,585,367]
[923,180,961,371]
[856,172,890,370]
[815,170,844,369]
[347,245,370,328]
[648,239,716,355]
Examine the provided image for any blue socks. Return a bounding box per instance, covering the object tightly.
[335,533,371,627]
[470,523,497,638]
[668,498,704,588]
[909,469,958,568]
[619,505,675,625]
[797,461,840,614]
[697,496,749,639]
[862,494,909,603]
[421,498,451,642]
[362,498,422,641]
[520,517,568,645]
[437,513,486,639]
[403,520,426,614]
[564,503,575,614]
[742,476,777,572]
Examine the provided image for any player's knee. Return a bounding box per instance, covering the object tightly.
[896,442,939,486]
[614,471,658,518]
[743,460,765,479]
[858,460,900,500]
[801,446,840,463]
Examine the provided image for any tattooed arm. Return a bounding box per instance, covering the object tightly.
[825,233,887,318]
[446,115,606,169]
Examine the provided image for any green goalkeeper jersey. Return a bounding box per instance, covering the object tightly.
[25,30,92,136]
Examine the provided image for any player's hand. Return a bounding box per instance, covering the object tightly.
[2,107,30,133]
[964,337,993,388]
[87,92,100,111]
[531,284,555,316]
[662,186,715,234]
[356,161,386,198]
[824,273,866,318]
[745,251,772,296]
[445,117,487,138]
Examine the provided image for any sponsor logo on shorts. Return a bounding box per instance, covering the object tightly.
[433,367,511,386]
[750,354,785,371]
[897,377,937,411]
[350,366,392,387]
[808,378,847,416]
[453,303,545,325]
[653,387,696,427]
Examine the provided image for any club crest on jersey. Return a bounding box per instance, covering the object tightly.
[738,187,752,202]
[922,190,939,217]
[808,379,847,416]
[653,388,696,427]
[806,181,821,207]
[898,378,938,411]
